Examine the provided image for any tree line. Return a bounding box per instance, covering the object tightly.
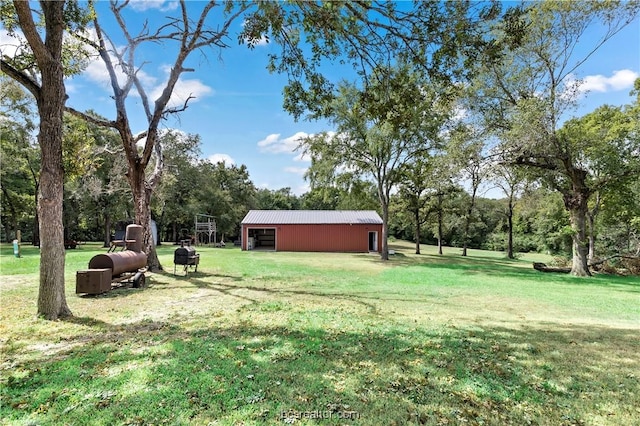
[3,93,638,265]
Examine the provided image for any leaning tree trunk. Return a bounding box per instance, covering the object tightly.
[564,189,591,277]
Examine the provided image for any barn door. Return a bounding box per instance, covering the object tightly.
[368,231,378,252]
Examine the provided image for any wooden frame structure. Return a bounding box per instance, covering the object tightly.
[195,214,216,246]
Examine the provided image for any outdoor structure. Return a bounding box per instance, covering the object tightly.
[195,214,216,246]
[240,210,383,253]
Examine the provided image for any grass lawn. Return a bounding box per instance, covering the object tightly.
[1,241,639,425]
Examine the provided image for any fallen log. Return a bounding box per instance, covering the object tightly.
[533,262,571,273]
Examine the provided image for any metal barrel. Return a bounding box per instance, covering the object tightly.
[89,251,147,276]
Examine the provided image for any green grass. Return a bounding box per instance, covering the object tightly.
[1,241,639,425]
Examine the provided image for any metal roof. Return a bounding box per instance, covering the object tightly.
[241,210,383,225]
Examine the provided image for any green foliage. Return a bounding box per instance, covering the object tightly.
[255,187,300,211]
[190,162,256,239]
[62,112,131,242]
[154,134,257,242]
[243,1,503,120]
[0,78,39,242]
[0,0,94,77]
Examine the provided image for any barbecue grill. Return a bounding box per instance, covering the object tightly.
[174,243,199,275]
[77,224,147,295]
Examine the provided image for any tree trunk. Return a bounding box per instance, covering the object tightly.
[32,212,39,246]
[564,189,591,277]
[587,213,596,263]
[587,192,600,263]
[462,193,477,257]
[462,224,469,256]
[103,212,111,248]
[34,2,72,319]
[414,208,421,255]
[380,200,389,261]
[437,194,444,255]
[129,167,162,271]
[507,197,514,259]
[32,181,40,246]
[462,205,471,256]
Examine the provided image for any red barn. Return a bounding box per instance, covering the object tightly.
[240,210,383,252]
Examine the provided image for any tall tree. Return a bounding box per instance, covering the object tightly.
[449,126,486,257]
[66,1,252,270]
[488,163,528,259]
[301,65,442,260]
[557,99,640,261]
[469,0,639,276]
[398,156,433,255]
[255,187,301,211]
[153,131,202,244]
[1,1,91,319]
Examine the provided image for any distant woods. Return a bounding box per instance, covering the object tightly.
[2,112,639,265]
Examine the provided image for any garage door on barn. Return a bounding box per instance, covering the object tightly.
[240,210,383,253]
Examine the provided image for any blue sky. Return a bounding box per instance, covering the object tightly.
[2,1,639,195]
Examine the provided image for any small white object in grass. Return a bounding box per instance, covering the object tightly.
[389,250,395,255]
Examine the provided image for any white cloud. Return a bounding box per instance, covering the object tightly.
[149,69,214,108]
[283,166,307,175]
[80,47,213,108]
[208,153,235,166]
[606,69,638,90]
[257,131,310,154]
[578,69,639,94]
[83,52,146,90]
[78,29,157,91]
[129,0,179,12]
[0,29,27,58]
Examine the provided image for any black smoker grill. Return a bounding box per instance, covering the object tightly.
[174,243,200,275]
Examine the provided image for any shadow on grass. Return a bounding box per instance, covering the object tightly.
[2,316,638,425]
[360,247,640,293]
[186,277,383,315]
[155,270,244,283]
[61,315,112,329]
[415,259,640,292]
